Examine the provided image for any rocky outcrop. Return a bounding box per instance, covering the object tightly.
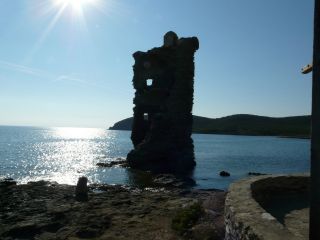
[127,31,199,173]
[0,180,226,240]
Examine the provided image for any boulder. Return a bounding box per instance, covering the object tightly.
[219,171,230,177]
[75,177,88,202]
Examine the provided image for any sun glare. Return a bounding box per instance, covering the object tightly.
[53,0,97,14]
[25,0,121,63]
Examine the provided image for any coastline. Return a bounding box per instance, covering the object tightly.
[109,129,311,140]
[0,179,226,240]
[278,135,311,140]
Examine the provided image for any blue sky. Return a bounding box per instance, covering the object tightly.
[0,0,314,128]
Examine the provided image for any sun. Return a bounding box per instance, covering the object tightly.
[53,0,97,14]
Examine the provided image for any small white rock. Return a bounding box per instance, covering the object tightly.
[261,212,276,221]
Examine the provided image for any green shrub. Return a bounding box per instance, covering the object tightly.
[171,203,203,234]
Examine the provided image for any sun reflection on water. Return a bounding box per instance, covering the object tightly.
[53,127,105,139]
[18,127,116,185]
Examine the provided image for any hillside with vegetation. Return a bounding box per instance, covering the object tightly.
[109,114,311,138]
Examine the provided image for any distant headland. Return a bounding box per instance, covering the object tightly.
[109,114,311,138]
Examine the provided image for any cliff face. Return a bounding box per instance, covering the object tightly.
[126,31,199,173]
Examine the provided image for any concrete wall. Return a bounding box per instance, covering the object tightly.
[224,174,309,240]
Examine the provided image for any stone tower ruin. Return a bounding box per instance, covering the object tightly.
[127,31,199,173]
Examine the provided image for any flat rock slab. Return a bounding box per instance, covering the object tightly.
[0,181,226,240]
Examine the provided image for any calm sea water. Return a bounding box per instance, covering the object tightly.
[0,126,310,190]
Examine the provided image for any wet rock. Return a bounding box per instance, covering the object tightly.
[248,172,267,176]
[97,158,128,168]
[219,171,230,177]
[153,174,196,188]
[0,178,16,187]
[75,176,88,202]
[27,180,52,186]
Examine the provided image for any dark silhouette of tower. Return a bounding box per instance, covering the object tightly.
[127,32,199,173]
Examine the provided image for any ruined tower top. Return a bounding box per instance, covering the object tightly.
[163,31,178,47]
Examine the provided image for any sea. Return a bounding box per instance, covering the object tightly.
[0,126,310,190]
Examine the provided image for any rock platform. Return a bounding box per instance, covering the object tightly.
[1,180,226,240]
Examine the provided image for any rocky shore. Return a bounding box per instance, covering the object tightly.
[0,179,226,240]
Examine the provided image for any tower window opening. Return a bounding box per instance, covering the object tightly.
[146,79,153,86]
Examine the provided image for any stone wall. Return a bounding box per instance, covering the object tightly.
[127,32,199,173]
[225,174,309,240]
